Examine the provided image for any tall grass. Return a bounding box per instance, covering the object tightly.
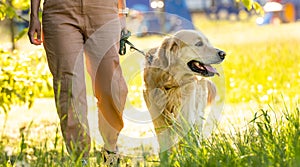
[0,125,107,166]
[162,103,300,167]
[1,103,299,166]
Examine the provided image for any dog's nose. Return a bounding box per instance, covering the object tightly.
[218,50,226,60]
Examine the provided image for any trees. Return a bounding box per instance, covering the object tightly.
[1,0,30,50]
[0,0,51,113]
[0,49,52,113]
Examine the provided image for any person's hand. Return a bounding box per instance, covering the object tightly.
[28,16,42,45]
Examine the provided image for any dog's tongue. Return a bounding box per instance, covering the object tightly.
[204,65,219,76]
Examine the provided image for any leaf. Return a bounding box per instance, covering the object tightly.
[14,27,28,42]
[253,1,264,15]
[241,0,253,10]
[0,2,8,20]
[0,49,53,113]
[6,5,16,19]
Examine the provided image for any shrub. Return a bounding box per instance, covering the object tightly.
[0,49,53,113]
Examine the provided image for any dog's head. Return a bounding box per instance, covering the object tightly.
[156,30,226,77]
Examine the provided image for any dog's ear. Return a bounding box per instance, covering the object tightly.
[157,37,180,68]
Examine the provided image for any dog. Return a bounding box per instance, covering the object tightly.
[143,30,226,156]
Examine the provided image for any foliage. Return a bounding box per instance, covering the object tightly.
[1,0,17,21]
[0,49,53,113]
[1,0,31,48]
[240,0,263,13]
[0,0,29,21]
[234,0,263,15]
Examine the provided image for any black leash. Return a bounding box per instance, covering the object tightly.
[119,30,146,56]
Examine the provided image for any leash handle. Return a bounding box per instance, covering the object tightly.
[118,29,146,56]
[119,29,131,55]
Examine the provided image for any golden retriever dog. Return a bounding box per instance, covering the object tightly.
[143,30,226,157]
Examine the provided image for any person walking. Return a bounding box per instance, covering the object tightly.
[28,0,128,165]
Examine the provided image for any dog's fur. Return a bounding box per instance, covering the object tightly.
[143,30,225,153]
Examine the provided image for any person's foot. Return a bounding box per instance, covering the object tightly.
[102,148,120,166]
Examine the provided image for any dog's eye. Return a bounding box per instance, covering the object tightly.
[195,41,203,47]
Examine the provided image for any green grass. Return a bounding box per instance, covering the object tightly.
[1,15,300,166]
[222,39,300,103]
[193,15,300,104]
[161,102,300,167]
[1,103,299,166]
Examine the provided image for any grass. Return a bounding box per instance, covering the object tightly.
[1,14,300,166]
[163,102,300,166]
[193,15,300,104]
[222,39,300,103]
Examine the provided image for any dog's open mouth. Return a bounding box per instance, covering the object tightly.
[187,60,219,77]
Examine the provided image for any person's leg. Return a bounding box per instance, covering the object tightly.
[95,46,128,152]
[85,33,128,152]
[42,0,90,158]
[83,0,128,152]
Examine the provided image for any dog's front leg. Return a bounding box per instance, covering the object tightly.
[197,79,223,139]
[156,129,174,165]
[146,88,174,149]
[144,88,176,162]
[143,88,168,122]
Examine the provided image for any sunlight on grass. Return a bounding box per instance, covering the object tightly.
[222,39,300,104]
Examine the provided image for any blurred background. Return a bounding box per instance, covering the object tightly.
[126,0,300,35]
[0,0,300,166]
[1,0,300,49]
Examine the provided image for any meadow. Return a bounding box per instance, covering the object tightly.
[0,14,300,166]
